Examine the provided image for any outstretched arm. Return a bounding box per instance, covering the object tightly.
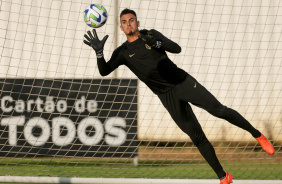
[138,29,181,53]
[84,29,121,76]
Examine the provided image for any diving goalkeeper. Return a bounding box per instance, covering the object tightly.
[83,8,275,184]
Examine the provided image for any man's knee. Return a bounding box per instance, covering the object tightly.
[188,131,208,147]
[209,105,229,118]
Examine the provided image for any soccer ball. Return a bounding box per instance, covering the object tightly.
[84,4,108,28]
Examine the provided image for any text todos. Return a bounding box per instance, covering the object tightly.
[0,95,127,147]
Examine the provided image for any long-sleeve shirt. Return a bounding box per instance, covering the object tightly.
[97,29,188,95]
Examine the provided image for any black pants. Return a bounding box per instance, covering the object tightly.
[158,75,260,178]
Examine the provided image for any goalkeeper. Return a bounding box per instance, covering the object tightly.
[84,8,275,184]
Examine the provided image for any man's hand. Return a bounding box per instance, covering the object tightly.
[138,29,161,48]
[84,29,109,58]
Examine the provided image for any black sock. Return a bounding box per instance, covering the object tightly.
[220,173,227,180]
[253,132,262,138]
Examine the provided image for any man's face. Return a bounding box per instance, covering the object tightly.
[120,13,139,36]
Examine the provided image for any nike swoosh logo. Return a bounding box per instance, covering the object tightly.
[129,53,135,57]
[194,82,197,88]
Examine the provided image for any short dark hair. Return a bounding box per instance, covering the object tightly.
[120,8,137,19]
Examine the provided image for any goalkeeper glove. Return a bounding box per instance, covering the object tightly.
[84,29,109,58]
[138,29,161,48]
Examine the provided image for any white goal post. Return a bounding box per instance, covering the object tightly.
[0,0,281,183]
[1,176,282,184]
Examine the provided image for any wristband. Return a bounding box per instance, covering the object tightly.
[96,50,104,58]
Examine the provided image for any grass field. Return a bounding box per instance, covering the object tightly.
[0,158,281,181]
[0,145,281,183]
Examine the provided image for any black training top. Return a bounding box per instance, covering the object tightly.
[97,29,188,94]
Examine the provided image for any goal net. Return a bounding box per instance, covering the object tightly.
[0,0,281,183]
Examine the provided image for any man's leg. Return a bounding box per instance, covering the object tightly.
[158,90,226,179]
[176,75,274,154]
[176,75,261,138]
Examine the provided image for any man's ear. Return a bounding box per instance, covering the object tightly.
[137,21,140,27]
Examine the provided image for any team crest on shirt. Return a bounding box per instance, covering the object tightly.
[145,44,151,50]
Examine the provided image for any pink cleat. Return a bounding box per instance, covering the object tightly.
[255,134,275,155]
[220,172,234,184]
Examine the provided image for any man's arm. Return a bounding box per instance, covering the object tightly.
[84,29,122,76]
[96,57,112,76]
[139,29,181,53]
[150,29,181,53]
[96,48,123,76]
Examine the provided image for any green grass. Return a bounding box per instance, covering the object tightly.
[0,158,281,182]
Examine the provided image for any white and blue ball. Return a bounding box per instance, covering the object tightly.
[84,4,107,28]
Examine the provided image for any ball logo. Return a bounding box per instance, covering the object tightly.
[90,12,101,23]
